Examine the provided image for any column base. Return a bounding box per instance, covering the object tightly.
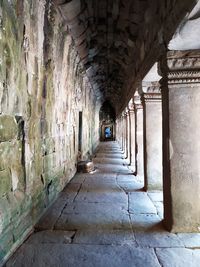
[163,219,200,233]
[145,183,163,191]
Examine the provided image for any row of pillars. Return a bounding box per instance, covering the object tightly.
[116,50,200,233]
[116,81,162,189]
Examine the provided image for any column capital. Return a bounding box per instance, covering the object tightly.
[125,107,130,117]
[122,111,126,117]
[142,81,161,102]
[134,94,143,110]
[166,50,200,85]
[128,98,135,112]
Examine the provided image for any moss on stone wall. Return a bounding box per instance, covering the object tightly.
[0,0,99,264]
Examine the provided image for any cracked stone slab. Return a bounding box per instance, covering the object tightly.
[62,182,83,195]
[35,209,64,231]
[62,202,128,214]
[129,192,157,214]
[69,173,86,183]
[6,244,161,267]
[35,196,68,231]
[130,214,162,232]
[135,232,184,248]
[74,189,128,204]
[153,201,164,219]
[177,233,200,248]
[26,230,75,244]
[54,212,132,231]
[155,248,200,267]
[73,229,137,246]
[81,182,122,192]
[35,183,82,231]
[116,181,143,192]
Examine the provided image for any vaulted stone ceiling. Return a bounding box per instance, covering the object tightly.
[54,0,196,114]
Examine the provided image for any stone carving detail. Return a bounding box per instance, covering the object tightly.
[167,56,200,70]
[168,71,200,84]
[142,82,161,102]
[167,51,200,85]
[143,93,161,102]
[145,83,161,93]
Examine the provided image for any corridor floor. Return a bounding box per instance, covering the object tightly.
[5,142,200,267]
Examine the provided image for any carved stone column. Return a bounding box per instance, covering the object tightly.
[128,99,136,172]
[142,82,163,191]
[161,50,200,232]
[134,92,144,182]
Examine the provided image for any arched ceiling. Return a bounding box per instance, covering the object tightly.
[54,0,196,114]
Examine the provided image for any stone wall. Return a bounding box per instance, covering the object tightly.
[0,0,99,263]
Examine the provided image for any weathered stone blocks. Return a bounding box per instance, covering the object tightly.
[0,140,25,192]
[0,169,12,198]
[0,1,99,264]
[0,115,18,142]
[161,51,200,232]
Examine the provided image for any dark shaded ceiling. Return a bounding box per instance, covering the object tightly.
[54,0,196,114]
[99,100,116,123]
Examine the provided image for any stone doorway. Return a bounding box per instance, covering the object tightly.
[101,123,114,141]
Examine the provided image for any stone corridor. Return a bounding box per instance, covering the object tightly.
[5,142,200,267]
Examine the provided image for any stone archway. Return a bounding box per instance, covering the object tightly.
[99,101,116,142]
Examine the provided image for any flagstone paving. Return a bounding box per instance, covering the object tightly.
[5,142,200,267]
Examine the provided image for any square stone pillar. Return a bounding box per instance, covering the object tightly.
[119,116,123,149]
[161,50,200,232]
[134,93,144,182]
[122,112,127,157]
[121,114,124,152]
[142,83,163,191]
[125,108,130,161]
[116,119,119,144]
[128,99,136,172]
